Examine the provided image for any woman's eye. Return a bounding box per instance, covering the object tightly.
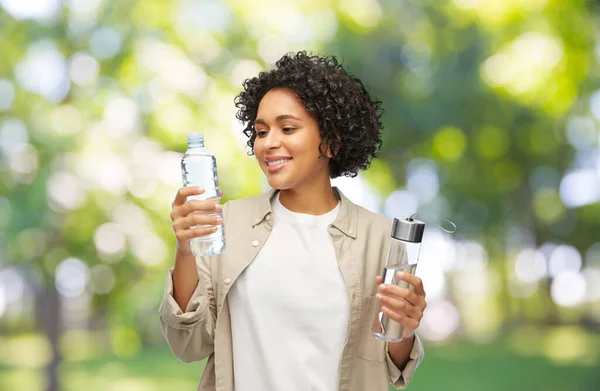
[256,130,268,137]
[282,127,295,133]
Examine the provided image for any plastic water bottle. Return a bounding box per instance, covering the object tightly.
[181,132,225,256]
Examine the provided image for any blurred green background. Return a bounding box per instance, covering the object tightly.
[1,0,600,390]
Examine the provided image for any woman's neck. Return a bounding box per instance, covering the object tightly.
[278,181,339,215]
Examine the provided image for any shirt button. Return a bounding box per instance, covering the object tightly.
[252,240,259,247]
[224,278,231,284]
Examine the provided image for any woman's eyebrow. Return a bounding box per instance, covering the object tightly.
[254,114,301,125]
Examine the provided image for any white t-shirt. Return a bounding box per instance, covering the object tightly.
[228,193,349,391]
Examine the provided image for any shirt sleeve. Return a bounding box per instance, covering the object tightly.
[385,334,425,389]
[158,260,217,363]
[159,202,230,363]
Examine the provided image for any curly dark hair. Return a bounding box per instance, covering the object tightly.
[234,51,383,178]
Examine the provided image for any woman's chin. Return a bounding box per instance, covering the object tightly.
[266,177,291,190]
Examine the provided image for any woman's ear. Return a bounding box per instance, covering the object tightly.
[327,140,340,159]
[319,138,340,159]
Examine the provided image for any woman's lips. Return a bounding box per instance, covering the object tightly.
[266,158,292,174]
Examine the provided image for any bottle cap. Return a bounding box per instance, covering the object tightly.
[187,132,204,143]
[391,217,425,243]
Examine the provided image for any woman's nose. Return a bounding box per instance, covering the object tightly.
[264,130,282,149]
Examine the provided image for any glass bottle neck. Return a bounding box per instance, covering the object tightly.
[188,141,205,148]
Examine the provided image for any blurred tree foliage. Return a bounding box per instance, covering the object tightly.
[1,1,599,390]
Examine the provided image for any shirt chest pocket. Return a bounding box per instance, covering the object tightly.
[357,294,386,363]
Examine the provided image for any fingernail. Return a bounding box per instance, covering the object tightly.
[197,187,204,192]
[216,217,223,224]
[215,204,222,211]
[376,293,382,301]
[379,284,386,291]
[397,272,405,279]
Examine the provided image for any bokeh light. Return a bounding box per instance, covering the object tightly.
[406,159,439,205]
[176,0,232,34]
[383,190,418,220]
[8,144,39,184]
[65,0,103,16]
[0,269,25,305]
[15,40,70,102]
[68,52,100,87]
[514,248,547,283]
[94,223,127,258]
[481,32,563,106]
[419,300,460,341]
[566,117,596,151]
[89,27,122,59]
[589,90,600,121]
[103,98,140,136]
[551,271,586,307]
[583,268,600,302]
[0,284,6,318]
[1,0,61,21]
[55,258,90,298]
[132,235,167,267]
[432,127,466,161]
[559,169,600,208]
[0,79,15,111]
[0,119,28,156]
[48,171,86,212]
[548,245,582,277]
[332,174,381,214]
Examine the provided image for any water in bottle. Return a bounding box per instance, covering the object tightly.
[372,217,424,342]
[374,263,417,342]
[181,132,225,256]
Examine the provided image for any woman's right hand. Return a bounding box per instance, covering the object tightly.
[170,186,223,256]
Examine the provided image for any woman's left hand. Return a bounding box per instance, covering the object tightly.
[375,272,427,338]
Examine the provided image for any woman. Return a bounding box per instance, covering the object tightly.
[160,52,426,391]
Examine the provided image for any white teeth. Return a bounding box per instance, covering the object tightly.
[266,159,291,167]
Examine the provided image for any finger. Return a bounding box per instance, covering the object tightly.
[180,213,223,230]
[176,225,219,241]
[379,284,420,306]
[184,199,223,215]
[381,306,420,330]
[172,212,222,232]
[398,271,426,296]
[400,289,421,306]
[173,186,204,206]
[375,275,383,285]
[377,293,420,319]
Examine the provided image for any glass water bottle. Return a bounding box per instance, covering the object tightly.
[372,217,425,342]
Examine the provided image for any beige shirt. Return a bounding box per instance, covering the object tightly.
[159,188,424,391]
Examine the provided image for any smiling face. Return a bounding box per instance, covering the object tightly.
[253,88,331,191]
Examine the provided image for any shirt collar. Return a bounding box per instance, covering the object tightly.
[252,187,358,239]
